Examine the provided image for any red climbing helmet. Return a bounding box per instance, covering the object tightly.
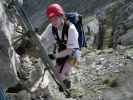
[46,3,64,19]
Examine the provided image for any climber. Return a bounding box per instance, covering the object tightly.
[41,3,81,91]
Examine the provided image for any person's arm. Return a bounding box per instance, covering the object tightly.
[40,24,56,49]
[56,48,73,58]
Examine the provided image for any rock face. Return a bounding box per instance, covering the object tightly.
[86,0,133,49]
[4,0,133,100]
[108,0,133,48]
[0,1,18,89]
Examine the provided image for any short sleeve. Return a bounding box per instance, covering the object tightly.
[40,24,56,49]
[67,24,79,49]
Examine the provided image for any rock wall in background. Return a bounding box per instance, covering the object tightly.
[22,0,113,29]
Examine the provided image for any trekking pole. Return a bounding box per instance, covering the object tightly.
[11,0,71,97]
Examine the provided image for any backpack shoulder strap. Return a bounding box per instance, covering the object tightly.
[52,23,70,42]
[52,26,61,42]
[62,22,69,41]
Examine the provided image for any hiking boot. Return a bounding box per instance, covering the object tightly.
[63,79,71,89]
[6,83,24,93]
[58,79,71,92]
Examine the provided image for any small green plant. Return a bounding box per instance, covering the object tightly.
[103,74,119,88]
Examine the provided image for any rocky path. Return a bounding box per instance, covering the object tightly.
[48,48,133,100]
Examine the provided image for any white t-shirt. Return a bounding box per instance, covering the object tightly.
[40,23,79,49]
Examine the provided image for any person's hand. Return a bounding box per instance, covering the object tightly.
[76,61,80,65]
[48,54,56,60]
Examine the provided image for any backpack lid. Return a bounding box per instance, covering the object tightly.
[65,12,82,24]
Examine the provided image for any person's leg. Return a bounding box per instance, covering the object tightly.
[61,62,72,78]
[56,62,72,81]
[62,63,72,88]
[55,66,64,84]
[58,62,72,91]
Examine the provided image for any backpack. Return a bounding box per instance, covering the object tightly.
[52,12,87,49]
